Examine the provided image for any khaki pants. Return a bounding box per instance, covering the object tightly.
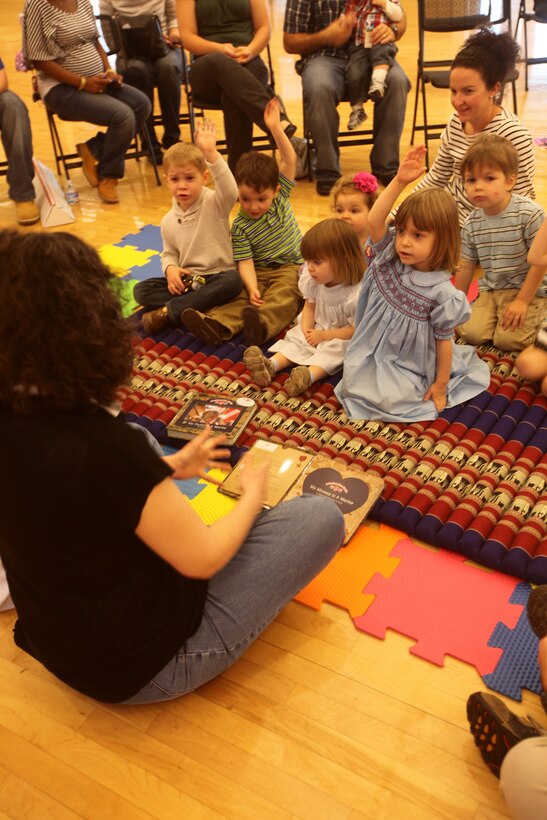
[500,735,547,819]
[458,289,546,352]
[206,263,303,341]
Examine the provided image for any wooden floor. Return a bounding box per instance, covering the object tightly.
[1,1,547,817]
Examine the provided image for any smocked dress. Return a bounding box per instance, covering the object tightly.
[269,268,361,374]
[336,231,491,422]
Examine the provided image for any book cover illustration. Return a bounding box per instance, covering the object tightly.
[167,393,256,445]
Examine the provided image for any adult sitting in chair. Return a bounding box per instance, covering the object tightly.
[0,54,39,225]
[23,0,151,204]
[283,0,410,196]
[99,0,184,164]
[177,0,296,172]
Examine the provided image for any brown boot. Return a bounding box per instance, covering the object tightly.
[98,178,119,204]
[243,345,275,387]
[76,142,99,188]
[242,305,268,345]
[181,308,228,344]
[15,200,40,225]
[141,306,170,335]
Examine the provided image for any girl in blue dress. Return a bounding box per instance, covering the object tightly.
[336,146,490,423]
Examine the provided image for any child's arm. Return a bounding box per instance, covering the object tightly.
[193,117,221,164]
[264,98,296,183]
[454,260,476,295]
[300,300,316,336]
[368,145,428,244]
[424,338,452,413]
[502,264,546,331]
[371,0,403,23]
[305,325,355,346]
[237,258,264,307]
[528,219,547,268]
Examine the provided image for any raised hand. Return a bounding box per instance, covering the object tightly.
[194,118,218,162]
[263,97,281,132]
[395,146,428,186]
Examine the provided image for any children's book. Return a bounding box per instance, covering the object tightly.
[167,393,256,445]
[218,442,384,543]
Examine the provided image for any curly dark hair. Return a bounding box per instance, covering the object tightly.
[452,29,520,88]
[0,229,135,414]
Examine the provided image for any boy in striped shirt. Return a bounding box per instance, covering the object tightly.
[456,134,545,352]
[182,98,303,346]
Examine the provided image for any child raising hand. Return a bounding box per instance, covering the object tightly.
[336,146,490,422]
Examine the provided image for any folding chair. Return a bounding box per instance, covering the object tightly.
[182,45,277,155]
[515,0,547,90]
[411,0,518,165]
[41,14,161,186]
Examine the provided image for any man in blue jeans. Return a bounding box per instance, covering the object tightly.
[0,56,39,225]
[283,0,410,195]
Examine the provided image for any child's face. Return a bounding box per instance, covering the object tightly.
[165,163,208,211]
[238,183,277,220]
[395,217,436,272]
[463,164,515,215]
[306,258,337,286]
[334,192,370,244]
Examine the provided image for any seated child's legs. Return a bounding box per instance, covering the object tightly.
[346,45,370,130]
[243,347,289,387]
[369,43,397,102]
[458,290,497,346]
[255,264,302,339]
[493,291,546,352]
[515,319,547,394]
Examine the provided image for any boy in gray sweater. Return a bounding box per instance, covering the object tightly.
[134,120,242,335]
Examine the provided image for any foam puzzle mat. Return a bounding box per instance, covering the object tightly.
[110,225,547,702]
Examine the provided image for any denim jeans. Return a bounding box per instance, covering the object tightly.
[44,82,151,179]
[0,90,35,202]
[122,495,345,703]
[134,269,243,324]
[188,53,272,170]
[346,43,398,107]
[301,54,410,184]
[119,48,184,150]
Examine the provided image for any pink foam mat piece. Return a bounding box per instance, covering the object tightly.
[354,538,522,675]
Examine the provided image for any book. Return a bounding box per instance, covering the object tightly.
[167,392,256,445]
[218,442,384,543]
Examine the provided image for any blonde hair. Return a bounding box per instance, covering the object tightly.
[163,142,207,174]
[331,173,378,211]
[460,134,519,179]
[394,189,460,273]
[301,219,365,286]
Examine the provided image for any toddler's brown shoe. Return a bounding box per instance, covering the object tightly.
[181,308,227,345]
[141,306,170,335]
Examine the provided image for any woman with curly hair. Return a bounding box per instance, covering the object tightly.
[409,29,535,224]
[0,229,344,704]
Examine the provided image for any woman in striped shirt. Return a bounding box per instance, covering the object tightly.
[23,0,151,203]
[411,30,535,225]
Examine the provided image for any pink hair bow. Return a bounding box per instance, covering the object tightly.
[353,172,378,193]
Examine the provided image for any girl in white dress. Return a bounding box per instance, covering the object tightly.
[244,219,364,396]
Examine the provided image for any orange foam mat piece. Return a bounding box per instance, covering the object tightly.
[295,523,403,617]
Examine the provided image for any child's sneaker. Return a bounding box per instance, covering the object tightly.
[141,306,169,335]
[243,346,275,386]
[285,365,311,396]
[347,108,367,131]
[368,77,386,103]
[466,691,544,777]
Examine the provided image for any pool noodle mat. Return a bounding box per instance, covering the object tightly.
[114,225,547,701]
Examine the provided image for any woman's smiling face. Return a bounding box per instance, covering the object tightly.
[449,67,500,131]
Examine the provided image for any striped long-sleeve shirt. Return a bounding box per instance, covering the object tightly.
[412,108,535,225]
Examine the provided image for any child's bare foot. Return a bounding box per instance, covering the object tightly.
[285,365,311,396]
[243,346,275,386]
[141,306,169,335]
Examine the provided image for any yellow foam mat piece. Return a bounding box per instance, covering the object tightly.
[99,244,158,277]
[295,523,404,618]
[189,469,237,524]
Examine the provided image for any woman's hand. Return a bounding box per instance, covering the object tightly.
[238,458,269,509]
[163,426,232,483]
[219,42,238,58]
[395,146,428,186]
[83,75,112,94]
[233,45,254,63]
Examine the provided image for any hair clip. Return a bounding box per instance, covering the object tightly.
[352,172,378,193]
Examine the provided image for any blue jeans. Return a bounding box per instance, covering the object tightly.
[301,54,410,184]
[134,269,243,324]
[0,90,35,202]
[122,495,345,703]
[44,82,151,179]
[119,48,184,150]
